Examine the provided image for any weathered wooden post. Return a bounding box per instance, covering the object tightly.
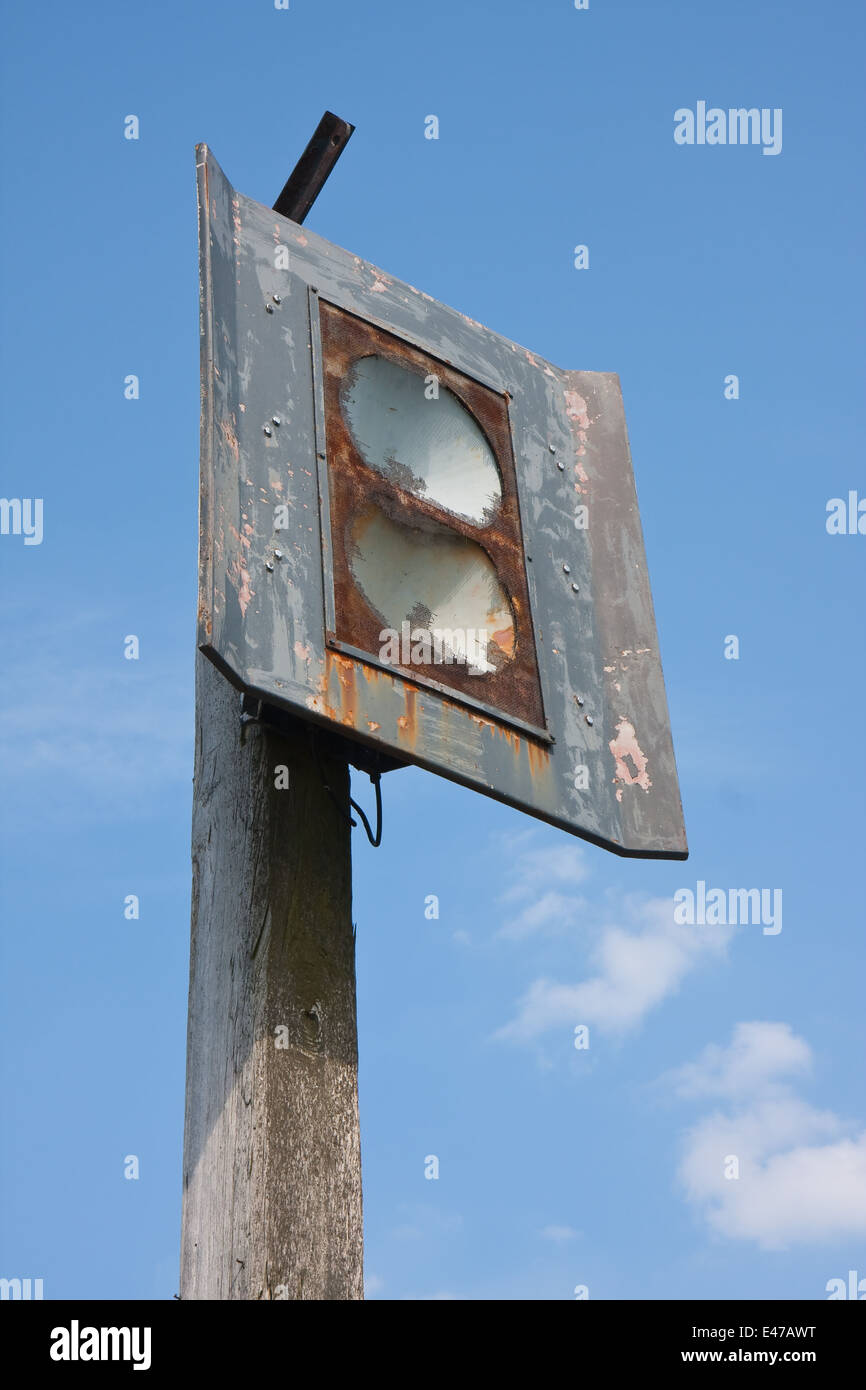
[181,117,363,1301]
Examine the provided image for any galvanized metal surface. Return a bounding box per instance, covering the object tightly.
[196,144,687,858]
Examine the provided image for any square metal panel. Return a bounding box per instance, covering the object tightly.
[196,145,687,859]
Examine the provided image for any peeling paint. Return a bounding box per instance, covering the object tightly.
[564,391,590,429]
[609,717,651,793]
[235,563,253,619]
[219,419,239,461]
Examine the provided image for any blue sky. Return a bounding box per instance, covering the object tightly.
[1,0,864,1300]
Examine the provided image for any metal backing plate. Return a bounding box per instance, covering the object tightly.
[196,145,687,859]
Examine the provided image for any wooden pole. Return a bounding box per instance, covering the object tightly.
[180,654,363,1300]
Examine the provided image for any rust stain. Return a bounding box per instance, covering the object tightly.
[396,684,419,747]
[309,650,363,726]
[197,596,212,639]
[526,737,552,780]
[468,710,496,736]
[464,706,553,780]
[307,643,552,776]
[336,659,356,725]
[609,717,652,793]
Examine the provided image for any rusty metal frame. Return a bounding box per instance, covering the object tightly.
[311,293,549,739]
[196,144,687,859]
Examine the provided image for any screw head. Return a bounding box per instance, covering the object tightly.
[265,303,275,314]
[272,294,282,304]
[571,582,580,593]
[273,549,283,560]
[549,443,557,453]
[271,415,281,426]
[263,425,272,437]
[265,561,275,572]
[576,696,584,707]
[562,564,571,575]
[585,715,594,726]
[557,460,565,471]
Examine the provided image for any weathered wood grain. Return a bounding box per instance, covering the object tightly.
[180,653,363,1300]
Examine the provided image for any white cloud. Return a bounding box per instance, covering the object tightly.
[497,843,589,938]
[499,889,587,940]
[495,896,733,1040]
[539,1224,580,1243]
[669,1021,812,1100]
[669,1023,866,1249]
[500,843,590,900]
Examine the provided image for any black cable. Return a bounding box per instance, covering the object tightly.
[306,725,384,847]
[306,724,356,826]
[350,771,383,848]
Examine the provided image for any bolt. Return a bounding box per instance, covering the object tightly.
[557,460,565,471]
[265,303,274,314]
[271,415,281,426]
[549,444,557,453]
[317,450,326,460]
[272,294,281,304]
[576,696,584,707]
[585,715,593,726]
[562,564,571,575]
[274,549,283,560]
[263,425,272,437]
[571,582,580,593]
[265,561,274,572]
